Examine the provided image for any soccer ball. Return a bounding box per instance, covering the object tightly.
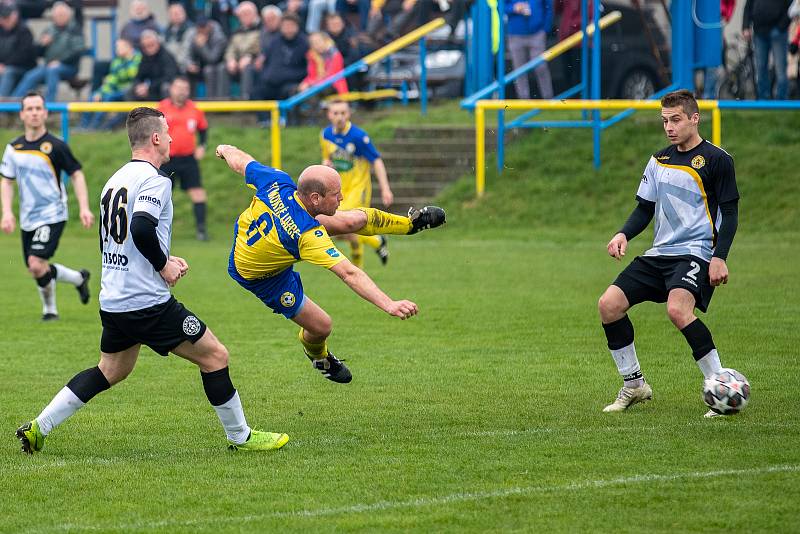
[703,368,750,415]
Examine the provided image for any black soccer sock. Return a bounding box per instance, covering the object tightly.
[193,202,207,231]
[602,315,634,350]
[602,315,643,386]
[201,367,236,406]
[35,265,56,288]
[680,318,716,361]
[66,366,111,403]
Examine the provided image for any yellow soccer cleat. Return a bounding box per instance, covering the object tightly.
[228,430,289,452]
[16,420,45,454]
[602,383,653,412]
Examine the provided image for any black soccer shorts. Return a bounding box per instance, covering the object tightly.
[162,155,203,190]
[100,297,207,356]
[613,255,715,312]
[21,221,65,264]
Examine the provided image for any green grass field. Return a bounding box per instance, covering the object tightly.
[1,105,799,532]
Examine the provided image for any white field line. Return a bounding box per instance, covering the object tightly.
[5,420,797,473]
[47,464,800,532]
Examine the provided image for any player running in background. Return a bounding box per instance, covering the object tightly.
[0,92,94,321]
[598,90,740,418]
[158,76,210,241]
[321,100,392,268]
[16,107,288,455]
[217,143,445,383]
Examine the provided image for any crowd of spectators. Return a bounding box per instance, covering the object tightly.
[0,0,456,126]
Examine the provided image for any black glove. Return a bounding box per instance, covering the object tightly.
[790,42,799,55]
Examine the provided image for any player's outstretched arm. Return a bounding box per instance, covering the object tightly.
[69,170,95,229]
[372,158,393,208]
[1,177,15,234]
[215,144,256,176]
[329,259,418,319]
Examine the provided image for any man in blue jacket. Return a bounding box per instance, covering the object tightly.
[506,0,553,99]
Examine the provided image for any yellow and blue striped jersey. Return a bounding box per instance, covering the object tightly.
[320,122,380,194]
[229,162,345,280]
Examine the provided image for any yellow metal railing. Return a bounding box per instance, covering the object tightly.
[474,99,722,197]
[67,100,282,168]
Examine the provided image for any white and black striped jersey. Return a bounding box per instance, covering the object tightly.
[0,132,82,231]
[99,160,173,313]
[637,140,739,262]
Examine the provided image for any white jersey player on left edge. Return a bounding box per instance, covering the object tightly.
[0,92,95,321]
[16,106,289,455]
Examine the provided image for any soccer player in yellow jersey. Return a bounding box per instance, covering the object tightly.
[217,144,445,383]
[321,100,393,268]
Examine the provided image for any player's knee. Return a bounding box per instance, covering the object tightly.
[308,314,332,339]
[598,291,624,319]
[209,342,230,368]
[666,303,693,328]
[27,257,47,278]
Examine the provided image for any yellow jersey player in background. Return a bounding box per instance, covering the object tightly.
[217,144,445,383]
[321,100,393,269]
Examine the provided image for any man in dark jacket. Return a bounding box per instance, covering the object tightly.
[130,30,179,100]
[253,14,308,101]
[11,2,85,102]
[0,4,37,97]
[743,0,793,99]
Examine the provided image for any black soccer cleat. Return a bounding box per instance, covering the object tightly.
[41,313,59,322]
[376,236,389,266]
[408,206,446,234]
[76,269,90,305]
[307,351,352,383]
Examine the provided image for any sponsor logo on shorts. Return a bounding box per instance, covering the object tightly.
[280,292,296,307]
[138,195,162,207]
[314,229,323,237]
[681,277,698,288]
[691,155,705,169]
[40,142,52,154]
[183,315,202,336]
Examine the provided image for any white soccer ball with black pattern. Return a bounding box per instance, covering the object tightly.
[703,368,750,415]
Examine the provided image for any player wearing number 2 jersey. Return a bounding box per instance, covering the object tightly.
[597,90,741,418]
[16,107,288,455]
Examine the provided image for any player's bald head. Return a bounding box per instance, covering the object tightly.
[297,165,340,196]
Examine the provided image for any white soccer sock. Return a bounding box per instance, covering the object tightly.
[696,349,722,379]
[610,342,644,386]
[212,391,251,444]
[53,263,83,286]
[36,386,86,435]
[38,279,57,315]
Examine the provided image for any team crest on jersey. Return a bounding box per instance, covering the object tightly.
[182,316,202,336]
[346,143,356,153]
[280,292,296,307]
[40,142,52,154]
[691,155,705,169]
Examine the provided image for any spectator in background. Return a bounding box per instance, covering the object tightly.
[743,0,792,99]
[282,0,309,31]
[12,2,85,102]
[0,4,37,97]
[253,13,308,121]
[165,3,195,73]
[555,0,590,87]
[307,0,337,33]
[324,12,359,65]
[506,0,553,99]
[299,31,348,94]
[221,1,261,99]
[169,0,197,21]
[259,5,282,55]
[120,0,163,47]
[187,15,228,97]
[337,0,371,30]
[80,38,141,130]
[129,30,179,101]
[210,0,240,35]
[366,0,429,44]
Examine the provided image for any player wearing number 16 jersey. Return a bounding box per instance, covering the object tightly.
[16,107,288,455]
[597,90,741,418]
